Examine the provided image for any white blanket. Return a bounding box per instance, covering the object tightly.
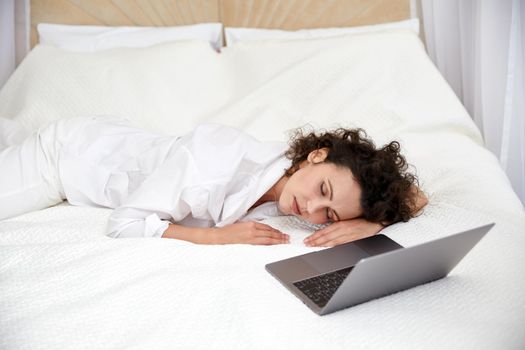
[1,30,524,349]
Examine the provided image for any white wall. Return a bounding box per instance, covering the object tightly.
[0,0,16,88]
[0,0,29,89]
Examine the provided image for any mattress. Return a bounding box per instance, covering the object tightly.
[0,30,524,349]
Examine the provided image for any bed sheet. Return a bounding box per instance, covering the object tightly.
[0,30,524,349]
[1,203,524,349]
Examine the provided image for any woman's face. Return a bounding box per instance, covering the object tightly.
[277,149,363,225]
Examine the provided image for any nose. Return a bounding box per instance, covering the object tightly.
[306,198,329,215]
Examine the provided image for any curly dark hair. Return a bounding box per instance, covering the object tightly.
[285,127,418,225]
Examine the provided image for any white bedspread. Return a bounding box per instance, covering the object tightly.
[1,30,524,349]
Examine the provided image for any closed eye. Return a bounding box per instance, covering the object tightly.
[327,179,340,222]
[321,182,333,222]
[320,182,326,196]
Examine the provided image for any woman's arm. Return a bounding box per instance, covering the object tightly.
[303,219,383,247]
[162,222,290,245]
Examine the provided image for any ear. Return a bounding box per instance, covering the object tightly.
[307,148,329,164]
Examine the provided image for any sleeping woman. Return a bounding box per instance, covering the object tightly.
[0,116,427,247]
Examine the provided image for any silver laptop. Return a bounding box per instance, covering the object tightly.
[266,223,494,315]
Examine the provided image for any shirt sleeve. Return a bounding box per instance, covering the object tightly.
[106,146,200,238]
[107,208,171,238]
[106,123,274,238]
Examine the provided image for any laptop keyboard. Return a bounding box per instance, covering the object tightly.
[293,266,354,308]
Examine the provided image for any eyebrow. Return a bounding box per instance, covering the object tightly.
[327,179,341,221]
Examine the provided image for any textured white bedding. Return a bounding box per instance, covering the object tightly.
[0,30,524,349]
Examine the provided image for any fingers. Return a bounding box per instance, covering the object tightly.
[255,230,290,244]
[303,220,383,247]
[304,222,354,247]
[303,225,336,247]
[251,236,289,245]
[249,222,290,245]
[304,229,341,247]
[254,222,282,233]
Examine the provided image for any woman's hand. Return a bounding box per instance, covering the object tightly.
[212,221,290,245]
[303,218,383,247]
[163,221,289,245]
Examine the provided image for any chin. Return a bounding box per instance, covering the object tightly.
[276,201,287,215]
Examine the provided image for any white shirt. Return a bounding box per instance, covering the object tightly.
[57,119,290,238]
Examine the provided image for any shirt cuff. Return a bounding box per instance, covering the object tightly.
[145,213,170,238]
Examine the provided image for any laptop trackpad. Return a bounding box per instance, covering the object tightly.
[302,243,370,273]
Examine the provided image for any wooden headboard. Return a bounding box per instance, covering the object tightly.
[30,0,411,47]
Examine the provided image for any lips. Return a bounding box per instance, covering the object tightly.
[292,197,301,216]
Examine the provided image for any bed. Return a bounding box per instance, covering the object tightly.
[1,1,524,349]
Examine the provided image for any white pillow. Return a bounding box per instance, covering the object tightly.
[225,18,419,46]
[37,22,224,51]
